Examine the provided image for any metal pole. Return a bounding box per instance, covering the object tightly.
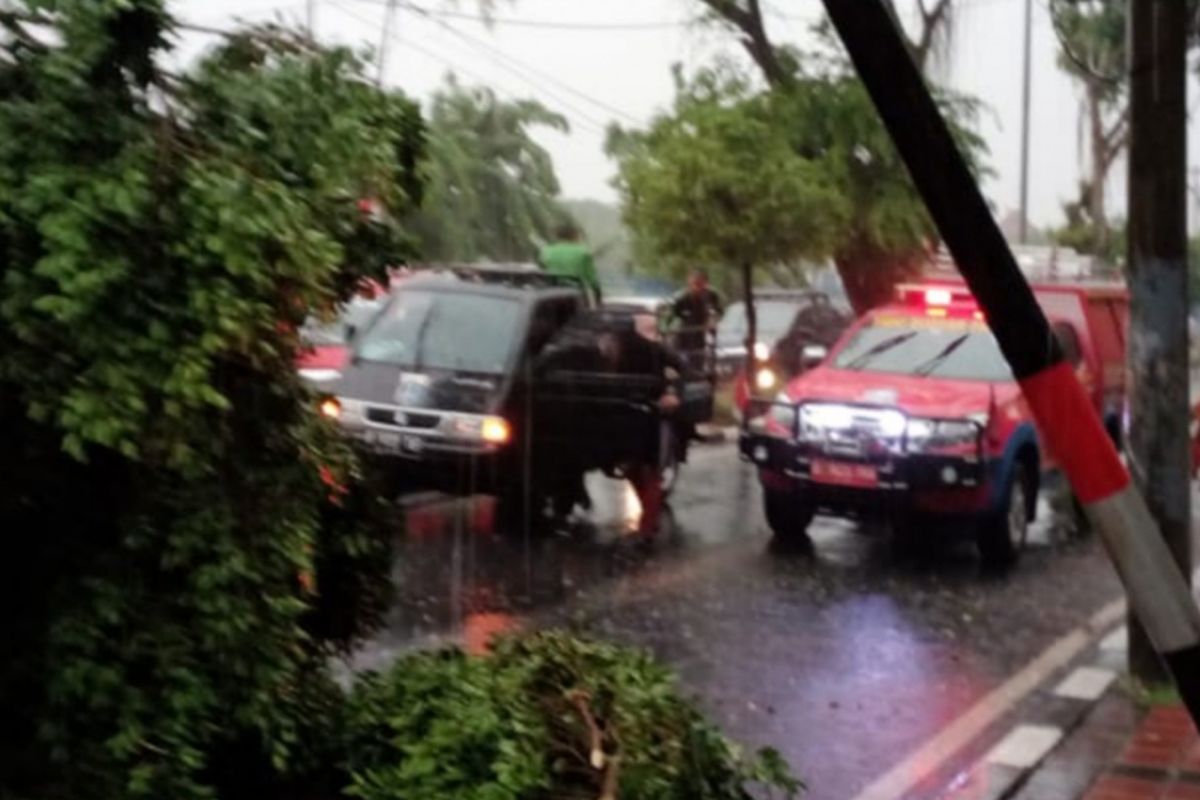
[1018,0,1033,244]
[1125,0,1191,686]
[306,0,316,35]
[377,0,399,87]
[819,0,1200,725]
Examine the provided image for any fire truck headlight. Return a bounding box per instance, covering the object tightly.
[879,410,907,438]
[905,418,979,453]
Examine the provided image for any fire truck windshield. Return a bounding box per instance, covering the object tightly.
[833,319,1013,382]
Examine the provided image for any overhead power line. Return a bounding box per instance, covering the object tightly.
[327,0,614,136]
[350,0,695,31]
[399,3,643,126]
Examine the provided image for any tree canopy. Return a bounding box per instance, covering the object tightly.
[411,75,570,263]
[614,2,987,314]
[1049,0,1128,258]
[607,64,848,298]
[610,41,986,313]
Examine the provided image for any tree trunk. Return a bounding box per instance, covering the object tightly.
[1126,0,1191,687]
[741,262,757,364]
[834,241,929,316]
[1087,81,1110,253]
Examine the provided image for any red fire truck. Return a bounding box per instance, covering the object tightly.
[739,278,1128,565]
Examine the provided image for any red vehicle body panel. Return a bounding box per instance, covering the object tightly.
[752,276,1128,517]
[297,344,349,371]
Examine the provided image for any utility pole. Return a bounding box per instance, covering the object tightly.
[377,0,399,87]
[306,0,316,35]
[1126,0,1192,686]
[1018,0,1034,244]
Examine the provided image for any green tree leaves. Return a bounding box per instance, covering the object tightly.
[411,75,569,263]
[608,63,848,298]
[343,633,802,800]
[0,4,420,797]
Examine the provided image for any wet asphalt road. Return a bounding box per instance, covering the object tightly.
[350,441,1126,800]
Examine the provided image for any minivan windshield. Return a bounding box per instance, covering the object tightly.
[355,290,521,375]
[833,318,1013,381]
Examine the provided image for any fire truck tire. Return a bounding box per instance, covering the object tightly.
[978,464,1031,567]
[763,487,814,542]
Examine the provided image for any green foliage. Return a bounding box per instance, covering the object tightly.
[609,56,987,312]
[0,3,421,797]
[607,62,848,297]
[412,74,570,263]
[1051,0,1126,99]
[343,632,802,800]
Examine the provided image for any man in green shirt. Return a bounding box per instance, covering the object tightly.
[537,221,602,304]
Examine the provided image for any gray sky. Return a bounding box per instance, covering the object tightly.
[172,0,1200,230]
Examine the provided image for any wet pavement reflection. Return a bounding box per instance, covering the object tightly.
[349,443,1124,800]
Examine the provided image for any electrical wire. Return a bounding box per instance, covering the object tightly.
[327,0,612,135]
[399,3,644,126]
[348,0,694,32]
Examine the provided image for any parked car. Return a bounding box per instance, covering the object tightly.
[716,290,850,380]
[739,278,1128,566]
[297,281,389,383]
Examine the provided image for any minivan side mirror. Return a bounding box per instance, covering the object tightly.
[801,344,828,370]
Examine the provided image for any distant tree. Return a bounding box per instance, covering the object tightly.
[1049,0,1127,256]
[692,1,987,313]
[412,75,569,263]
[608,64,848,354]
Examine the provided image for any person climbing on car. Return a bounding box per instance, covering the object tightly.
[668,268,723,373]
[537,220,602,305]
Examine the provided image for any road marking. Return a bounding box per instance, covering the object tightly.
[1053,666,1117,701]
[984,724,1064,769]
[848,596,1124,800]
[1099,625,1128,652]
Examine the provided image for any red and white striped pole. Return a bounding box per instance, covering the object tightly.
[820,0,1200,721]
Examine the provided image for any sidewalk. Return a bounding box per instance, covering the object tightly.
[1006,662,1199,800]
[1079,704,1200,800]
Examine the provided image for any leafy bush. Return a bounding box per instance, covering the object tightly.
[343,632,802,800]
[0,3,421,798]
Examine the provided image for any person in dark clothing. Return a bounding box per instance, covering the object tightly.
[668,269,723,371]
[533,310,684,538]
[606,313,684,539]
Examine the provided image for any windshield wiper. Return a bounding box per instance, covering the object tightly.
[912,333,971,377]
[842,331,918,370]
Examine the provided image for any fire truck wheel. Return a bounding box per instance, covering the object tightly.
[763,487,814,542]
[978,464,1031,568]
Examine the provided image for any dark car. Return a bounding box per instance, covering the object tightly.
[715,290,850,379]
[319,269,584,498]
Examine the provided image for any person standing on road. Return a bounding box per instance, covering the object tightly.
[537,221,602,305]
[668,269,723,369]
[594,313,685,541]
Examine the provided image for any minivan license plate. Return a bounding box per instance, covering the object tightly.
[363,430,402,453]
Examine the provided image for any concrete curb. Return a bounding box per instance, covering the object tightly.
[930,606,1129,800]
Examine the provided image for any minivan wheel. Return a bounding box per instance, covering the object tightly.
[978,465,1031,567]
